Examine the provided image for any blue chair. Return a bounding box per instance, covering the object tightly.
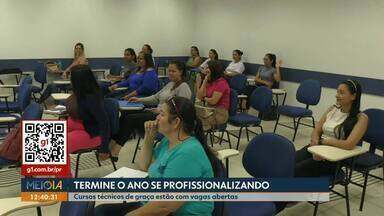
[347,109,384,211]
[273,79,321,141]
[228,87,272,150]
[31,63,47,101]
[0,76,32,114]
[225,133,295,215]
[229,74,247,94]
[60,201,95,216]
[109,64,122,76]
[73,98,118,177]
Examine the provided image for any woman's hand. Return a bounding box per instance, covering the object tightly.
[128,97,140,102]
[109,85,118,92]
[276,59,283,68]
[144,120,158,140]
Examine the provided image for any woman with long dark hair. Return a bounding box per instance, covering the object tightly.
[95,97,216,215]
[106,48,137,82]
[65,65,110,156]
[254,53,282,88]
[108,61,191,161]
[107,52,159,99]
[200,49,219,70]
[295,80,368,177]
[196,60,230,131]
[186,46,202,69]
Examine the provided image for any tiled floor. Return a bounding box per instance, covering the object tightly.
[0,115,383,216]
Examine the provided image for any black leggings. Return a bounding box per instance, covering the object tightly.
[295,145,337,177]
[112,110,157,146]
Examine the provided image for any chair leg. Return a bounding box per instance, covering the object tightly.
[273,114,280,133]
[36,206,42,216]
[311,116,316,128]
[245,126,250,141]
[226,158,229,177]
[292,117,301,142]
[313,201,319,216]
[236,127,243,150]
[359,171,369,211]
[259,125,264,133]
[344,182,351,216]
[132,137,141,164]
[94,151,102,167]
[209,132,214,147]
[226,131,232,149]
[219,131,225,146]
[75,153,81,178]
[110,153,117,171]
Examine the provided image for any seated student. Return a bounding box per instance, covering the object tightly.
[295,80,368,177]
[106,48,137,82]
[200,49,219,70]
[65,65,110,159]
[254,53,282,88]
[107,52,159,99]
[99,48,137,95]
[95,97,216,216]
[39,42,88,104]
[107,61,191,161]
[224,49,245,77]
[142,44,155,66]
[186,46,202,69]
[195,60,230,131]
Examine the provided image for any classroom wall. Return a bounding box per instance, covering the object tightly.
[194,0,384,119]
[0,0,196,59]
[194,0,384,80]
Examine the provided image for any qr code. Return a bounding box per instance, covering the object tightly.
[22,120,67,165]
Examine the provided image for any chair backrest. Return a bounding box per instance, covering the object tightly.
[17,76,32,111]
[103,98,119,135]
[243,133,295,177]
[229,89,238,116]
[59,201,95,216]
[363,109,384,152]
[229,74,247,93]
[21,102,43,120]
[296,79,321,106]
[249,86,272,113]
[109,64,122,76]
[34,63,47,84]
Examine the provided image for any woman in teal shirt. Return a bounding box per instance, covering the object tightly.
[95,96,217,216]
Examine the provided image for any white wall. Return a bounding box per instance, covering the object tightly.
[0,0,196,59]
[194,0,384,80]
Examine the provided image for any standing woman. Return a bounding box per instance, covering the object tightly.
[224,49,245,77]
[186,46,202,69]
[108,61,192,160]
[39,42,88,104]
[295,80,368,177]
[196,60,230,131]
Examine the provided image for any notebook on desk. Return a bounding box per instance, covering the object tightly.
[118,100,144,108]
[104,167,148,178]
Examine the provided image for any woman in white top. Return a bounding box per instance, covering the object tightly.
[224,49,245,77]
[200,49,219,70]
[295,80,368,177]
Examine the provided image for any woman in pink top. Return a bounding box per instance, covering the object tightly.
[196,60,230,130]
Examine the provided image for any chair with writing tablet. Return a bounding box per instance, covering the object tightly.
[307,145,367,216]
[225,133,295,215]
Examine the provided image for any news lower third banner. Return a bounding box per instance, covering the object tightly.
[21,178,329,202]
